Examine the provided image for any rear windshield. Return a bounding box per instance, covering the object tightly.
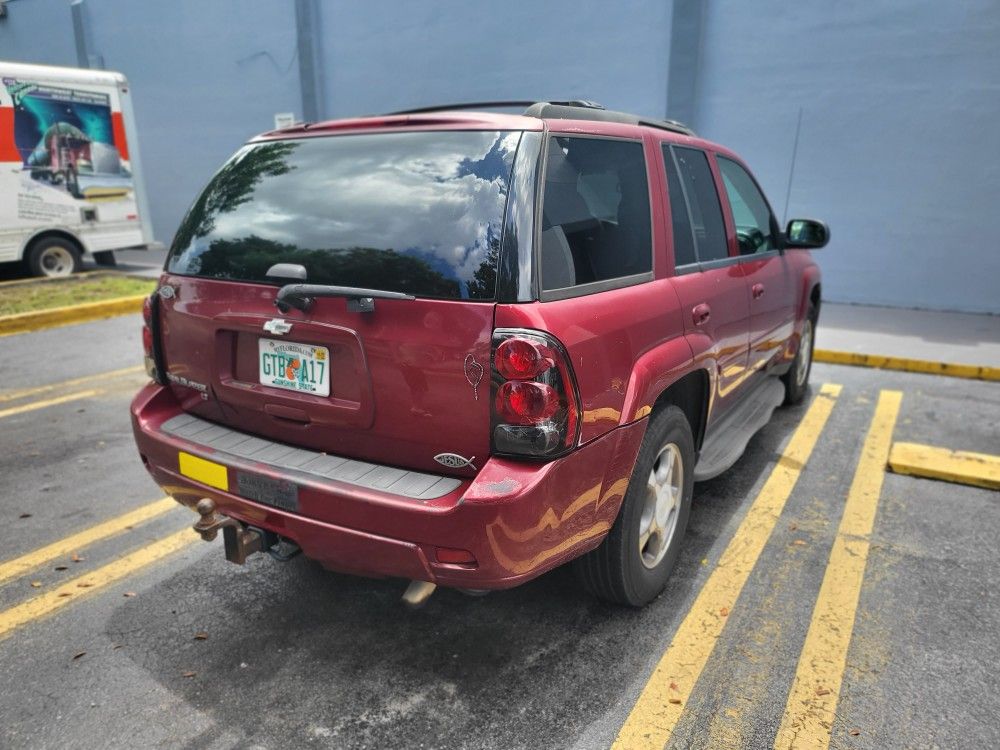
[166,130,521,300]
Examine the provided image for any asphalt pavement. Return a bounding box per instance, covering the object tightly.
[0,314,998,749]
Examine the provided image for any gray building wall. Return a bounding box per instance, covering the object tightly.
[690,1,1000,314]
[1,0,997,313]
[318,0,672,119]
[0,0,301,248]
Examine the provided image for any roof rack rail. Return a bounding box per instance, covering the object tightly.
[389,101,538,115]
[523,101,695,136]
[388,100,608,115]
[385,100,695,136]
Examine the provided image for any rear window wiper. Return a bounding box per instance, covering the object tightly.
[275,283,415,313]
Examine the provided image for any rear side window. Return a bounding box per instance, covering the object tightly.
[666,146,729,263]
[167,130,520,300]
[540,136,651,291]
[663,147,697,267]
[717,156,776,255]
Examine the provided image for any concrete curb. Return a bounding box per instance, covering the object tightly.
[0,295,146,337]
[888,441,1000,490]
[814,349,1000,382]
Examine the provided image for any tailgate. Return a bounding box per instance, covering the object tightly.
[158,275,493,475]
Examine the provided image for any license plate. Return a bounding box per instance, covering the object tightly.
[258,338,330,396]
[236,470,299,512]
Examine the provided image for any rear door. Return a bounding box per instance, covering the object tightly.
[660,144,750,418]
[715,155,795,373]
[157,129,524,475]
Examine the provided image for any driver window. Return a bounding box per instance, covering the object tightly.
[717,157,776,255]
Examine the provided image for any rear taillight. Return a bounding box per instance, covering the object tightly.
[491,329,580,458]
[141,297,153,352]
[142,293,164,383]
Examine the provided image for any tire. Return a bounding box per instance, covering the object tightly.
[574,405,695,607]
[782,304,817,405]
[25,236,82,278]
[65,167,81,198]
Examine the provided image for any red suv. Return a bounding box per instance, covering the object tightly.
[131,100,828,607]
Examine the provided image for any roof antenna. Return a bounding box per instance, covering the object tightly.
[782,107,804,224]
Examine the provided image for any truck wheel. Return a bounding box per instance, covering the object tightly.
[65,167,81,198]
[782,304,817,405]
[574,405,694,607]
[25,237,82,278]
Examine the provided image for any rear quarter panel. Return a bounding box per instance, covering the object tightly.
[495,278,691,444]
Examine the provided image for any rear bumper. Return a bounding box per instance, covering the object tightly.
[130,383,646,589]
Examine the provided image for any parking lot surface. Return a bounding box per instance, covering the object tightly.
[1,314,998,749]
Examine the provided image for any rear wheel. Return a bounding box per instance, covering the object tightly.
[574,405,694,606]
[782,304,816,404]
[25,236,82,278]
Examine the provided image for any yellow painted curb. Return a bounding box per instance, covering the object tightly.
[814,349,1000,382]
[0,270,108,289]
[888,441,1000,490]
[0,294,147,337]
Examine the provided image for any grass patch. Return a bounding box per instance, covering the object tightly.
[0,274,156,316]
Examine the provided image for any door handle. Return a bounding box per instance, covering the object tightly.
[752,283,765,299]
[692,303,711,326]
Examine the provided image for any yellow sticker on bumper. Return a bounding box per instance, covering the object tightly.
[178,452,229,491]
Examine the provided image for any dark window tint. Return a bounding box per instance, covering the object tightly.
[540,136,651,290]
[167,130,521,300]
[718,156,776,255]
[671,147,729,262]
[662,146,697,267]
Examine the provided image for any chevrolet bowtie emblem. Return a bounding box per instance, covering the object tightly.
[263,318,293,335]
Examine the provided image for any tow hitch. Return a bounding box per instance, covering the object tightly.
[192,498,300,564]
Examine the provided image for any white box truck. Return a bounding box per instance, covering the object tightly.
[0,61,156,276]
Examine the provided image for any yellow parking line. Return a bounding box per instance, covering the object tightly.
[0,497,178,585]
[888,441,1000,491]
[814,349,1000,382]
[0,389,102,420]
[773,390,902,750]
[0,365,143,404]
[612,383,843,750]
[0,528,197,639]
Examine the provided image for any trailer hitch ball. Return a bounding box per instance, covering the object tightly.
[193,498,230,541]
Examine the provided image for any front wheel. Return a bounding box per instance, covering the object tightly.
[65,167,81,198]
[782,305,816,405]
[574,405,695,607]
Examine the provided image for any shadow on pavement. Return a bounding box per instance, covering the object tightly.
[101,394,810,750]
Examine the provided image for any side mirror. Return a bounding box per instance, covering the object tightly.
[784,219,830,249]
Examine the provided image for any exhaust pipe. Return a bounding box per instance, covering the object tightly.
[402,580,437,608]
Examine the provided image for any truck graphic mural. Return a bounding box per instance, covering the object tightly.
[6,79,133,202]
[1,62,153,276]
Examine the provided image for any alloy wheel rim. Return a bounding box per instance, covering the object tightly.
[638,442,684,569]
[796,320,813,387]
[39,246,74,277]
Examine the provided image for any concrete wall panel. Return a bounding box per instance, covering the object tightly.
[693,1,1000,312]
